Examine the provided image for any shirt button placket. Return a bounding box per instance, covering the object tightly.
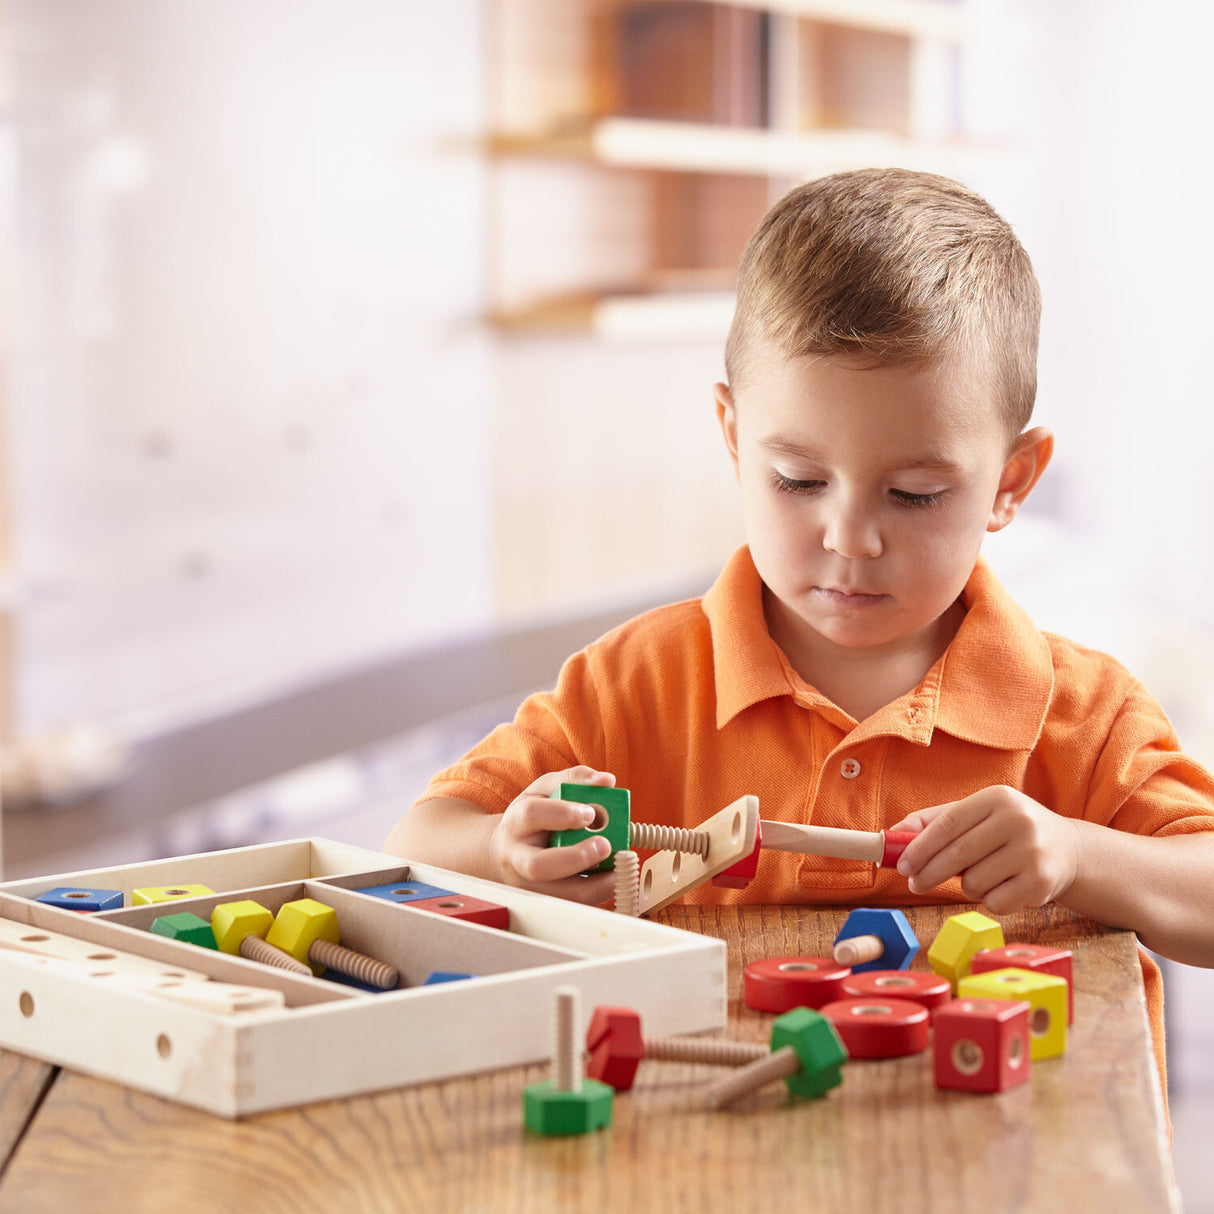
[840,757,862,780]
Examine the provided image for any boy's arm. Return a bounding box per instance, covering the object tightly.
[892,787,1214,967]
[383,768,617,905]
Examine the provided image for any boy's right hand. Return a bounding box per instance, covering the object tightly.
[488,767,619,905]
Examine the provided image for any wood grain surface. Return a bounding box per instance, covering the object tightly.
[0,905,1175,1214]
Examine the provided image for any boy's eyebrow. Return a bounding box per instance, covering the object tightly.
[757,434,962,473]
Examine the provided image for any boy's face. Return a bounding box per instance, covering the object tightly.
[717,346,1049,665]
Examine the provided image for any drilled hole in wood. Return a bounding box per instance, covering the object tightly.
[584,805,609,832]
[1008,1035,1026,1068]
[642,868,654,898]
[437,901,462,909]
[87,953,118,961]
[1005,947,1036,958]
[157,1034,173,1059]
[952,1038,984,1075]
[20,934,51,943]
[19,992,34,1018]
[391,887,421,896]
[64,891,92,899]
[730,811,743,844]
[778,962,821,972]
[874,975,914,988]
[163,889,191,897]
[1030,1007,1051,1036]
[852,1004,892,1016]
[670,852,682,882]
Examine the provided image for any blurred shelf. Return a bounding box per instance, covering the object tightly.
[491,288,737,340]
[490,115,1008,178]
[717,0,965,41]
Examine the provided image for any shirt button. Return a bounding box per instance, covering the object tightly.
[840,758,862,779]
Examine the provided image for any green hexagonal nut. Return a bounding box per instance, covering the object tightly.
[771,1007,848,1099]
[150,911,218,950]
[547,783,631,873]
[523,1078,614,1135]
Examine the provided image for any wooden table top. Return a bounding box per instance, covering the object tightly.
[0,902,1176,1214]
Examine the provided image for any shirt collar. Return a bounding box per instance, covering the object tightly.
[701,546,1054,750]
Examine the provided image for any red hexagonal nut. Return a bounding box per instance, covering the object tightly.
[586,1006,646,1090]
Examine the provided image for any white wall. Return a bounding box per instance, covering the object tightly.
[4,0,493,738]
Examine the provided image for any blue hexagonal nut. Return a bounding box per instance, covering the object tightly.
[771,1007,848,1100]
[523,1079,613,1135]
[834,908,919,973]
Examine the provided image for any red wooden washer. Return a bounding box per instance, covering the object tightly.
[840,969,952,1014]
[819,996,930,1058]
[743,957,851,1013]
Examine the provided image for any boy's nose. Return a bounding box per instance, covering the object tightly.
[822,504,882,560]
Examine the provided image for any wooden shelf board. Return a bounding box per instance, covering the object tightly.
[492,116,1010,179]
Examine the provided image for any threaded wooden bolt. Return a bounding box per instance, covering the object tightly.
[614,850,640,916]
[552,985,583,1092]
[705,1046,802,1109]
[239,935,312,976]
[629,822,710,857]
[833,934,885,967]
[307,938,398,990]
[644,1036,767,1067]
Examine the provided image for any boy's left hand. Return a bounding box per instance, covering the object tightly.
[889,785,1081,915]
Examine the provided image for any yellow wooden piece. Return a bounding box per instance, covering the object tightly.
[959,967,1068,1061]
[211,900,274,954]
[131,884,214,906]
[927,910,1005,991]
[265,897,340,976]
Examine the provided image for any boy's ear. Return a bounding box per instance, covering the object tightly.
[715,382,740,480]
[988,426,1054,533]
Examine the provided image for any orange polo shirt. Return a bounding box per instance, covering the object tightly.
[421,546,1214,1111]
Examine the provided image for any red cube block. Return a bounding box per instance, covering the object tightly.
[406,894,510,930]
[971,943,1074,1023]
[933,997,1031,1093]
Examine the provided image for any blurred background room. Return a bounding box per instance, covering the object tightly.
[1,0,1212,1202]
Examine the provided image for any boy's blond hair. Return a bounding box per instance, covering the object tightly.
[725,168,1041,436]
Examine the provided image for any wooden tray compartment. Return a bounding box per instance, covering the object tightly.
[0,838,727,1117]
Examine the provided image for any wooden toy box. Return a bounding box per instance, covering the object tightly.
[0,838,726,1118]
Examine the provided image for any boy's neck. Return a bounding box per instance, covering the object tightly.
[763,592,967,724]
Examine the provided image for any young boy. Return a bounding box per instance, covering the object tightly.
[385,168,1214,971]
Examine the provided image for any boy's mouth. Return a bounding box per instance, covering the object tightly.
[812,586,887,608]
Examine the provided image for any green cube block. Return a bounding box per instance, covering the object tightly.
[523,1078,613,1135]
[547,783,631,873]
[151,911,219,949]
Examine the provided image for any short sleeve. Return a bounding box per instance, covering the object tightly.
[1088,681,1214,837]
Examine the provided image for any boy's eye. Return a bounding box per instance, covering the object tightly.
[890,489,946,509]
[771,471,823,494]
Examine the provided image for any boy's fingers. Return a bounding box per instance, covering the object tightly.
[904,813,1007,893]
[887,803,948,834]
[519,767,616,799]
[512,834,611,884]
[512,794,602,836]
[521,871,616,906]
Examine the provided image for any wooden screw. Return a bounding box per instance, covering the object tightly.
[706,1047,802,1109]
[553,985,582,1092]
[644,1036,767,1067]
[239,935,312,976]
[307,938,398,990]
[629,822,709,857]
[833,934,885,967]
[614,850,640,916]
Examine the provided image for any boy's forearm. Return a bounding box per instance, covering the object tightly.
[1059,820,1214,966]
[383,797,502,883]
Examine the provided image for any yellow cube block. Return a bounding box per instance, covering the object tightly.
[265,897,340,975]
[959,967,1068,1060]
[927,910,1005,991]
[132,884,214,906]
[212,900,275,954]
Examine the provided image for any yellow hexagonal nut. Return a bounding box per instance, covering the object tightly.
[212,900,275,954]
[959,967,1068,1060]
[265,898,340,975]
[132,884,214,906]
[927,910,1005,991]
